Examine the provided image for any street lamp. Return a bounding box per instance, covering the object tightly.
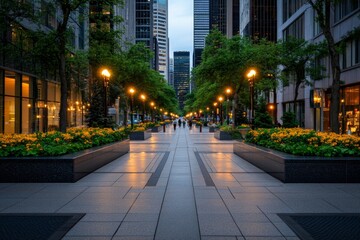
[247,69,256,127]
[129,87,135,129]
[225,88,231,125]
[140,94,146,122]
[213,102,218,123]
[150,102,155,122]
[101,69,111,119]
[218,96,224,125]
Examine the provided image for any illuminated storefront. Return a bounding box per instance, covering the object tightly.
[0,69,60,134]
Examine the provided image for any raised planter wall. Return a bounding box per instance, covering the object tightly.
[214,131,233,140]
[151,126,162,132]
[0,140,130,183]
[130,131,151,140]
[234,141,360,183]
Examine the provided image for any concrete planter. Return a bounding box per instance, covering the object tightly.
[238,128,251,138]
[209,126,216,132]
[214,131,233,140]
[151,126,162,132]
[130,130,151,140]
[0,140,130,183]
[233,141,360,183]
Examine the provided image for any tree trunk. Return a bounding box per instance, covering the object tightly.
[58,4,70,133]
[308,0,341,133]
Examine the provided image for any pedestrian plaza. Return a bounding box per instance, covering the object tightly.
[1,126,360,239]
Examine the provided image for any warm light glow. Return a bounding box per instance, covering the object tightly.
[247,69,256,78]
[76,101,79,105]
[140,94,146,101]
[269,105,274,110]
[199,110,203,113]
[165,112,168,115]
[226,88,231,94]
[214,102,218,107]
[129,87,135,94]
[27,104,31,108]
[150,101,154,107]
[101,69,111,78]
[206,107,210,110]
[218,96,224,102]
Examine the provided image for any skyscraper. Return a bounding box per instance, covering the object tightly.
[174,52,190,110]
[239,0,277,42]
[194,0,209,67]
[153,0,169,81]
[194,0,239,68]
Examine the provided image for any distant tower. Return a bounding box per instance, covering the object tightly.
[174,52,190,110]
[239,0,277,42]
[153,0,169,81]
[194,0,209,67]
[169,58,174,87]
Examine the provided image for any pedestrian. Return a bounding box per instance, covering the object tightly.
[182,119,186,128]
[178,118,181,127]
[173,119,177,131]
[188,119,192,129]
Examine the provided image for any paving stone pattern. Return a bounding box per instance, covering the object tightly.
[1,126,360,239]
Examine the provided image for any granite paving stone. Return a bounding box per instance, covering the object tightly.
[1,126,360,239]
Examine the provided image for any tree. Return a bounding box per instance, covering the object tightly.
[279,36,326,113]
[307,0,342,133]
[191,30,280,126]
[254,98,274,128]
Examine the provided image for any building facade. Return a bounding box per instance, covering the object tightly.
[239,0,277,42]
[174,52,190,110]
[153,0,169,81]
[0,1,88,134]
[277,0,360,133]
[194,0,210,67]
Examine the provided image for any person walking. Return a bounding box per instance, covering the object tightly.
[178,118,181,128]
[173,119,177,131]
[182,119,186,128]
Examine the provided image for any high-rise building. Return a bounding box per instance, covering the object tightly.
[209,0,239,38]
[174,52,190,110]
[153,0,169,81]
[0,1,88,133]
[194,0,210,67]
[114,0,136,46]
[239,0,277,42]
[194,0,239,68]
[277,0,360,133]
[169,58,174,87]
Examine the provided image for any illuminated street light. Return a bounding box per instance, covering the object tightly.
[129,87,135,129]
[247,69,257,127]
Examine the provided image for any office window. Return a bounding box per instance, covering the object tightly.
[334,0,360,23]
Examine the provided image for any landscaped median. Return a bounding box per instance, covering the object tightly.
[0,127,130,182]
[234,128,360,183]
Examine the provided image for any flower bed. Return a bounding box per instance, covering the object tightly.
[245,128,360,157]
[0,127,130,157]
[0,127,130,182]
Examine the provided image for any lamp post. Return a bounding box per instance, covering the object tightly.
[218,96,224,125]
[129,87,135,129]
[140,94,146,122]
[247,69,256,128]
[150,102,155,122]
[225,88,231,125]
[101,69,111,119]
[213,102,218,123]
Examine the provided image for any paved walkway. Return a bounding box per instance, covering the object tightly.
[1,126,360,239]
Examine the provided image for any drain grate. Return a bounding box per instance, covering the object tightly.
[0,213,84,240]
[279,213,360,240]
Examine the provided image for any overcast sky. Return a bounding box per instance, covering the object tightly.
[168,0,193,61]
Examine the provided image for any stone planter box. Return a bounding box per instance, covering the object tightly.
[130,130,151,140]
[209,126,216,132]
[151,126,162,132]
[238,128,251,138]
[214,131,233,140]
[233,141,360,183]
[0,140,130,183]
